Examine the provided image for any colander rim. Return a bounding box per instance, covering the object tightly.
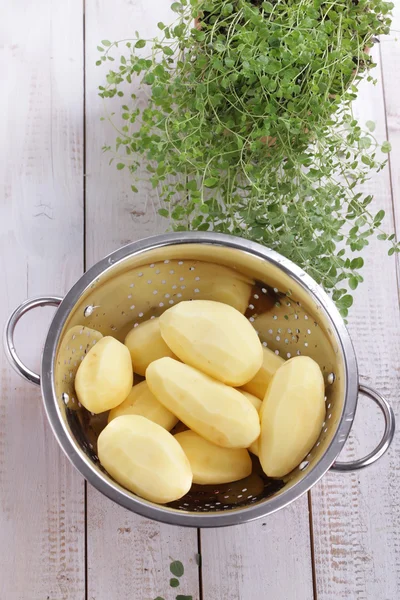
[41,232,359,527]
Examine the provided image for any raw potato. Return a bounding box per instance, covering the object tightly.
[159,300,263,386]
[239,391,262,456]
[175,430,252,485]
[125,317,177,376]
[108,381,179,431]
[75,336,133,414]
[58,326,103,411]
[241,346,285,399]
[98,415,192,504]
[146,358,260,448]
[259,356,325,477]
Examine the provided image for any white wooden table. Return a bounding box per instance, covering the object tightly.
[1,2,399,598]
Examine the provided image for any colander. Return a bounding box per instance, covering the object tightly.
[4,232,395,527]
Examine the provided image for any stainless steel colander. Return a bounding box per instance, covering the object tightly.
[4,232,395,527]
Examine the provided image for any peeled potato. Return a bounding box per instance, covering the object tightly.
[241,390,262,412]
[75,336,133,414]
[58,326,103,410]
[259,356,325,477]
[108,381,178,431]
[175,430,252,485]
[159,300,263,386]
[146,358,260,448]
[239,391,262,456]
[98,415,192,503]
[241,346,285,399]
[125,317,177,376]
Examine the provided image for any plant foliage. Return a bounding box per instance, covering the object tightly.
[98,0,397,315]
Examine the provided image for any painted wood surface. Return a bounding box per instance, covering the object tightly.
[0,0,85,598]
[310,46,400,600]
[1,1,399,599]
[201,499,314,600]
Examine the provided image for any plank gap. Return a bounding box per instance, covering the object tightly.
[378,43,398,241]
[83,0,87,273]
[197,528,204,600]
[85,482,88,600]
[307,491,318,600]
[83,3,88,598]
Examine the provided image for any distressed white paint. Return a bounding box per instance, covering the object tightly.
[0,0,85,598]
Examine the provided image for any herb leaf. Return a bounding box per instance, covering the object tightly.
[170,560,184,577]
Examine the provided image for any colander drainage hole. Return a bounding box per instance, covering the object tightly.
[84,305,94,317]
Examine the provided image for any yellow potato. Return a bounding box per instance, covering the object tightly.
[58,326,103,410]
[98,415,192,504]
[108,381,178,431]
[124,317,177,376]
[241,346,285,399]
[159,300,263,386]
[239,391,262,456]
[146,357,260,448]
[249,440,259,456]
[241,390,262,412]
[259,356,325,477]
[175,430,252,485]
[75,336,133,414]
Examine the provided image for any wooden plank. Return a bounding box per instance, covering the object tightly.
[0,1,85,599]
[85,0,169,258]
[201,498,314,600]
[380,3,400,239]
[311,46,400,600]
[84,2,200,599]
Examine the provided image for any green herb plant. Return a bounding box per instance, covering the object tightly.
[98,0,397,316]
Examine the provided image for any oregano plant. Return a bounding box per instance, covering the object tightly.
[98,0,397,316]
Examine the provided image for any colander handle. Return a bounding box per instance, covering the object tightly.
[331,384,395,472]
[3,296,63,386]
